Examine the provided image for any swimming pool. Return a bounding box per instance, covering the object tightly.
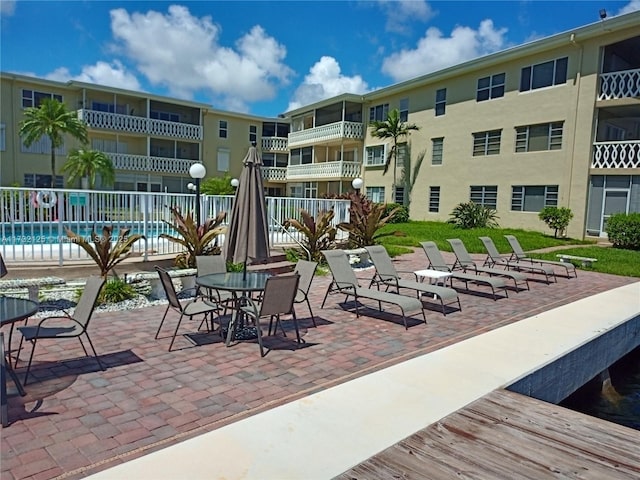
[0,223,169,245]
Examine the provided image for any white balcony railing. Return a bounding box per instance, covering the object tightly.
[598,69,640,100]
[107,153,199,173]
[262,167,287,182]
[78,109,203,140]
[591,141,640,169]
[261,137,288,151]
[288,121,363,147]
[287,161,361,180]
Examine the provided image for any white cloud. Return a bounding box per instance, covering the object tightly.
[0,0,16,16]
[378,0,434,34]
[287,56,370,111]
[617,0,640,15]
[381,19,508,82]
[44,61,142,91]
[109,5,293,111]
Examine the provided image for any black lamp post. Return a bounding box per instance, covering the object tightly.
[189,163,206,226]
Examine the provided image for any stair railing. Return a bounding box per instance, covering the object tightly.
[270,216,311,261]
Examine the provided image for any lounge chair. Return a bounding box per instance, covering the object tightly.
[293,260,318,327]
[419,241,509,301]
[479,236,556,283]
[321,250,426,329]
[365,245,461,315]
[504,235,577,278]
[447,238,529,291]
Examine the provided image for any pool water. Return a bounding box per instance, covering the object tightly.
[560,347,640,431]
[1,225,166,245]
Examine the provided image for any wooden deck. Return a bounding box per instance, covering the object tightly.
[336,389,640,479]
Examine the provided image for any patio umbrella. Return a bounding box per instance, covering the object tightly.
[224,145,270,280]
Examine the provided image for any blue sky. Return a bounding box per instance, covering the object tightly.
[1,0,639,117]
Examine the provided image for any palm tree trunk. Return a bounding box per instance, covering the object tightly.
[50,145,56,188]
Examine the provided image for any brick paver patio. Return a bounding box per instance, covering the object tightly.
[1,248,637,480]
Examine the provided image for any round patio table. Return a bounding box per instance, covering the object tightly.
[1,296,38,398]
[196,272,271,345]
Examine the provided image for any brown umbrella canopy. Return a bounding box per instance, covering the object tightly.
[224,146,270,270]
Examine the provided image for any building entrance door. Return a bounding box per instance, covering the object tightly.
[600,189,629,237]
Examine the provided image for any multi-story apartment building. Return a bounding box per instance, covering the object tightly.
[1,11,639,239]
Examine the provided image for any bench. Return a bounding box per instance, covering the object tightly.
[0,277,66,301]
[556,254,598,267]
[129,268,197,299]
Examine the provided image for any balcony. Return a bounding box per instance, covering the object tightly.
[287,161,361,180]
[288,121,363,148]
[598,68,640,101]
[591,141,640,169]
[107,153,198,174]
[78,109,203,140]
[262,167,287,182]
[261,137,288,151]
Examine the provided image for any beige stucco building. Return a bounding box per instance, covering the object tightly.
[1,11,639,239]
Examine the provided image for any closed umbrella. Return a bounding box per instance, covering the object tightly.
[225,145,270,279]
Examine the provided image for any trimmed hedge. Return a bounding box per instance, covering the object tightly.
[605,212,640,250]
[383,203,409,223]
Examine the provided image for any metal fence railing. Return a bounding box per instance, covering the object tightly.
[0,187,350,265]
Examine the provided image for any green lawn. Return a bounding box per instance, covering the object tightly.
[377,221,640,278]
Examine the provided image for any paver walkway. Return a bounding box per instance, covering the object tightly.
[1,248,637,480]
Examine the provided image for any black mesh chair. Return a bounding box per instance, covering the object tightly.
[154,267,221,351]
[293,260,318,327]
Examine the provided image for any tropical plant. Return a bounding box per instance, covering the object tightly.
[448,201,500,229]
[284,209,337,263]
[66,225,145,278]
[19,98,88,187]
[538,206,574,238]
[160,206,227,268]
[605,212,640,250]
[99,278,137,304]
[369,108,420,195]
[338,192,400,248]
[383,203,409,223]
[62,148,115,189]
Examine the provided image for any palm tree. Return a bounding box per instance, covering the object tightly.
[18,98,88,187]
[63,148,115,189]
[369,108,420,202]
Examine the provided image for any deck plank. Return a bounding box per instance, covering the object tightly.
[335,390,640,480]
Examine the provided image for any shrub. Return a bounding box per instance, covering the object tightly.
[383,203,409,223]
[605,212,640,250]
[538,206,573,238]
[284,208,337,263]
[448,201,499,229]
[99,278,136,304]
[338,193,400,247]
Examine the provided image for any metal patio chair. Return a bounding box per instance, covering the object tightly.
[293,260,318,327]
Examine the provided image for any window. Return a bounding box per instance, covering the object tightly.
[435,88,446,116]
[23,174,64,188]
[511,185,558,211]
[520,57,568,92]
[394,186,405,205]
[369,103,389,122]
[290,147,313,165]
[515,122,563,152]
[149,110,179,122]
[470,186,498,209]
[21,135,66,155]
[399,98,409,122]
[262,152,288,167]
[477,73,505,101]
[265,187,283,197]
[431,138,444,165]
[366,186,385,203]
[0,123,5,151]
[429,186,440,213]
[304,182,317,198]
[249,125,257,145]
[217,148,230,171]
[473,130,501,156]
[365,145,386,166]
[219,120,228,138]
[22,89,62,108]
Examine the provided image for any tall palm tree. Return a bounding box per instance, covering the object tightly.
[369,108,420,201]
[62,148,115,189]
[18,98,88,187]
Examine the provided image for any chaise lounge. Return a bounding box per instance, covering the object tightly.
[480,236,556,284]
[420,241,509,301]
[321,250,427,329]
[365,245,461,315]
[504,235,577,278]
[447,238,529,291]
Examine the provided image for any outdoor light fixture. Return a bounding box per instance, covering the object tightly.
[351,177,363,193]
[187,182,196,192]
[231,178,239,188]
[189,163,206,226]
